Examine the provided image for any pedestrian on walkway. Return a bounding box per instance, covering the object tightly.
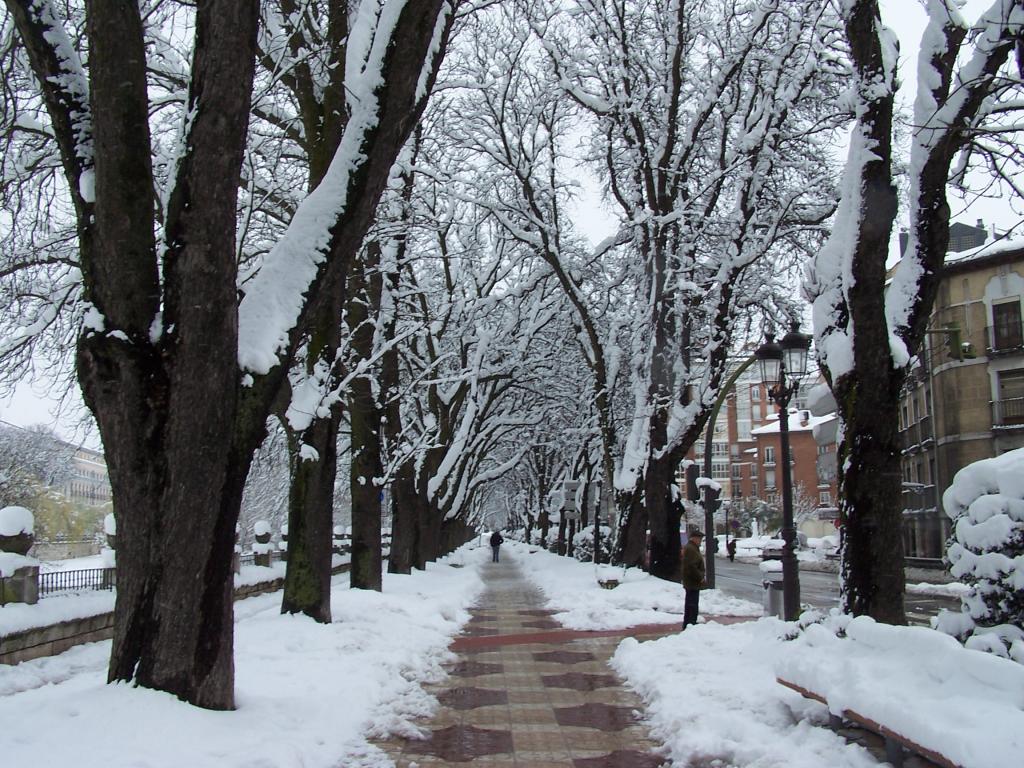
[681,528,707,630]
[726,538,737,562]
[490,530,504,562]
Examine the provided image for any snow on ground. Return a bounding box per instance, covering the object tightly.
[612,619,879,768]
[0,545,486,768]
[508,541,762,631]
[906,580,970,598]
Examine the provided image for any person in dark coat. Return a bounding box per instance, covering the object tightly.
[681,529,707,630]
[489,531,504,562]
[726,538,737,562]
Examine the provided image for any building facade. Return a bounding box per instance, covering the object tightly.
[686,359,839,537]
[898,239,1024,558]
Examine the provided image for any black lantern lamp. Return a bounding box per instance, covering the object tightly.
[755,332,783,390]
[780,322,812,383]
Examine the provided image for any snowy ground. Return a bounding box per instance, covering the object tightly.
[0,546,486,768]
[508,541,762,629]
[510,542,1018,768]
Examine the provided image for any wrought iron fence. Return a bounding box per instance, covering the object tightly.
[38,568,116,598]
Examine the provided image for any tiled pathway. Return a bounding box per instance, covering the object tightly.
[374,555,676,767]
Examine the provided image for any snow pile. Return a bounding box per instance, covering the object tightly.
[103,513,116,536]
[777,615,1024,768]
[0,505,34,537]
[252,520,271,538]
[0,546,487,768]
[613,618,877,767]
[0,552,38,578]
[251,541,275,556]
[936,448,1024,662]
[511,542,761,630]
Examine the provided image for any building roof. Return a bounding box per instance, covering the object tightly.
[750,410,836,436]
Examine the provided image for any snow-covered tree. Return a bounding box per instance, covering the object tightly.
[807,0,1024,623]
[1,0,457,709]
[937,449,1024,664]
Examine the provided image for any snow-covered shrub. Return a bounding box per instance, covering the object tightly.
[936,449,1024,664]
[572,524,612,563]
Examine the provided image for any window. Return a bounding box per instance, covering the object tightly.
[731,463,742,479]
[912,394,921,423]
[992,299,1023,350]
[711,462,729,480]
[819,491,832,505]
[751,481,759,496]
[765,469,776,489]
[751,386,761,401]
[901,403,909,429]
[763,446,776,464]
[750,463,758,477]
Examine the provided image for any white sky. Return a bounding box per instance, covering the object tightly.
[3,0,1020,446]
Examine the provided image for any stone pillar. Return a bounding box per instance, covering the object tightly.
[253,520,273,567]
[0,506,39,605]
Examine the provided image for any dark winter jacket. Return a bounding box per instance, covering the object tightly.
[490,532,503,548]
[681,540,706,590]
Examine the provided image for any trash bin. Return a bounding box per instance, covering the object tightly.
[762,570,784,618]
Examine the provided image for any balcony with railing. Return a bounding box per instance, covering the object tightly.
[900,414,934,453]
[986,323,1024,356]
[901,485,937,514]
[993,397,1024,427]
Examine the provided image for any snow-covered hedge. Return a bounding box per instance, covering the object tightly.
[936,449,1024,663]
[571,524,612,563]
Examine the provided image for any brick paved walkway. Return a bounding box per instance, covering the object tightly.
[374,554,676,767]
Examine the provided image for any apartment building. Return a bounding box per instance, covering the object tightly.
[897,237,1024,558]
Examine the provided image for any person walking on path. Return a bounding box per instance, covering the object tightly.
[489,531,504,562]
[726,538,737,562]
[681,528,707,630]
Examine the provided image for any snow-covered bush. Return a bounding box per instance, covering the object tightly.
[571,525,612,563]
[936,449,1024,664]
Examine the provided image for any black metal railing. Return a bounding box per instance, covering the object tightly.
[901,485,937,513]
[993,397,1024,426]
[38,568,116,598]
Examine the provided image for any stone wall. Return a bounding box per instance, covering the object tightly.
[0,561,352,666]
[29,540,102,561]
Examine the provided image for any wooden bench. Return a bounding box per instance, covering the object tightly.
[777,677,960,768]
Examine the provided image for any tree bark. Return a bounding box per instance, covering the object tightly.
[348,244,383,591]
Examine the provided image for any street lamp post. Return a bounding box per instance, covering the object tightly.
[755,322,812,621]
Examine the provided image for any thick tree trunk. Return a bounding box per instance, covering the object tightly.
[829,0,904,624]
[83,0,258,710]
[387,464,418,574]
[348,245,383,591]
[280,407,340,622]
[646,455,682,580]
[615,488,647,567]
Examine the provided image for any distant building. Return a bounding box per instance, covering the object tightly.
[683,358,839,536]
[62,445,112,507]
[899,218,990,256]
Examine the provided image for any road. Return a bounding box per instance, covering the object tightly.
[712,558,959,626]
